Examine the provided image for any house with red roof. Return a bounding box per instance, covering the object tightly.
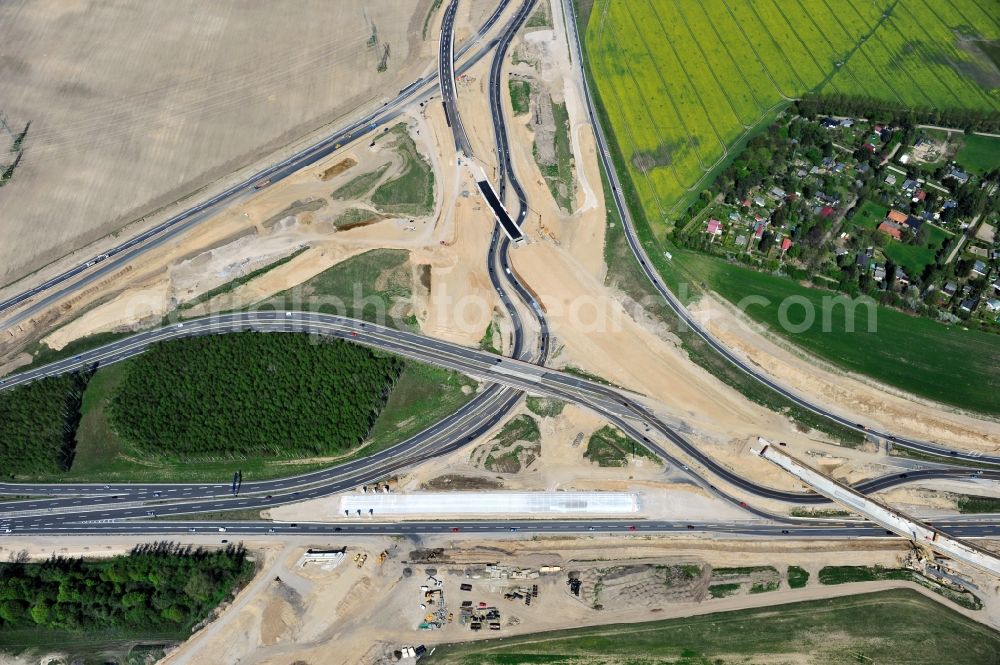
[886,209,908,224]
[780,237,792,253]
[706,219,722,235]
[878,221,902,241]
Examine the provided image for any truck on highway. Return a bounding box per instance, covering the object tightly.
[252,178,271,190]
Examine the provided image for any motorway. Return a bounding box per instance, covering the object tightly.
[2,312,999,536]
[0,0,997,545]
[439,0,473,156]
[0,0,513,330]
[560,0,1000,467]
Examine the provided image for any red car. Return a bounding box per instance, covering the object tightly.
[628,525,637,531]
[451,527,460,533]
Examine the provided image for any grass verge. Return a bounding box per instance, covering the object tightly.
[425,589,999,664]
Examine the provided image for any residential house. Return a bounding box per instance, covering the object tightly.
[896,269,910,286]
[878,221,903,240]
[947,167,970,185]
[885,174,897,186]
[873,265,886,282]
[728,211,741,222]
[754,195,766,208]
[839,118,853,127]
[820,206,835,219]
[943,281,958,297]
[821,117,839,129]
[971,260,987,278]
[986,298,1000,313]
[857,162,871,174]
[959,297,978,313]
[993,277,1000,294]
[781,237,793,253]
[706,219,722,235]
[769,186,786,200]
[901,178,918,193]
[905,216,924,232]
[887,209,908,224]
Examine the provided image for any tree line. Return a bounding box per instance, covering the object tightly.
[795,94,1000,134]
[0,372,90,477]
[107,332,405,459]
[0,542,252,633]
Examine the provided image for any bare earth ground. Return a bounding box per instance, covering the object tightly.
[2,0,992,506]
[4,535,992,665]
[0,0,444,289]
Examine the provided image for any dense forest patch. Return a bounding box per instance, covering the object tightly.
[107,332,403,459]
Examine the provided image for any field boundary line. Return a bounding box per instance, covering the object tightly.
[787,0,874,98]
[685,1,772,116]
[818,0,903,103]
[960,0,1000,35]
[761,0,835,91]
[716,0,796,100]
[673,1,756,129]
[592,31,673,219]
[640,0,733,155]
[617,3,714,172]
[738,0,812,93]
[910,0,1000,110]
[847,0,937,107]
[602,16,691,208]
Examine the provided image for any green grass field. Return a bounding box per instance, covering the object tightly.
[846,201,952,276]
[14,347,476,484]
[669,249,999,413]
[585,0,998,226]
[582,0,1000,414]
[371,124,435,216]
[426,589,1000,665]
[957,133,1000,174]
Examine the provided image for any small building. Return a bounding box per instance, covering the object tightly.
[993,277,1000,294]
[901,178,918,192]
[753,220,766,239]
[735,234,748,247]
[878,221,903,240]
[835,247,850,257]
[873,266,886,281]
[769,186,786,199]
[915,190,926,201]
[781,237,793,253]
[885,174,897,185]
[728,211,741,222]
[896,269,910,285]
[754,195,767,208]
[821,117,839,129]
[840,118,853,127]
[887,209,908,224]
[857,162,871,173]
[959,298,978,313]
[971,260,987,278]
[986,298,1000,313]
[905,215,924,232]
[706,219,722,235]
[943,281,958,296]
[947,167,970,184]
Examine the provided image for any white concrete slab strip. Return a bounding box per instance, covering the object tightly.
[752,438,1000,577]
[339,491,639,515]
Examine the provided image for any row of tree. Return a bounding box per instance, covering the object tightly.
[795,94,1000,133]
[107,332,405,459]
[0,542,252,633]
[0,372,90,477]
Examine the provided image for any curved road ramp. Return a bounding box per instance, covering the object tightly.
[752,438,1000,577]
[339,491,638,516]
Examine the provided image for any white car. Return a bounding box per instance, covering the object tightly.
[218,527,227,533]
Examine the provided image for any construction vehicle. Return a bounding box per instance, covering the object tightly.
[376,551,388,566]
[252,178,271,190]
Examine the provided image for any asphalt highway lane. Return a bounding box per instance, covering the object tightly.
[560,0,1000,467]
[2,312,997,530]
[0,0,512,328]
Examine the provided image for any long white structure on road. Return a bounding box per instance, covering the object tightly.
[753,438,1000,577]
[340,492,638,516]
